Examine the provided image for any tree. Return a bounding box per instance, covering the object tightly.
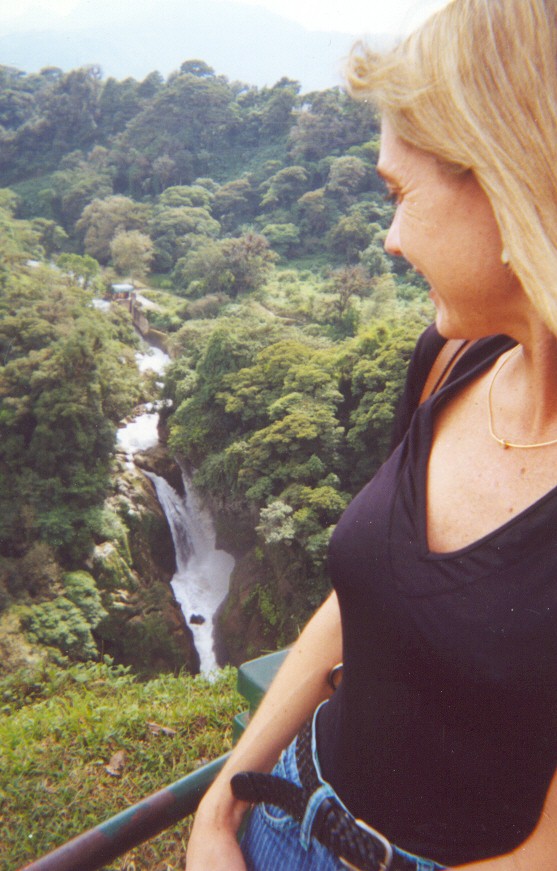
[136,70,164,99]
[326,264,372,312]
[219,233,277,297]
[325,155,370,205]
[200,336,344,508]
[151,155,177,192]
[0,204,42,280]
[171,240,225,297]
[5,66,104,178]
[0,84,35,130]
[288,89,377,162]
[97,76,143,140]
[212,178,258,231]
[111,71,237,194]
[180,60,215,78]
[259,166,309,210]
[360,241,391,277]
[149,205,220,272]
[110,230,154,279]
[31,218,68,258]
[341,318,427,486]
[297,188,337,236]
[172,232,276,297]
[57,253,101,289]
[44,151,113,233]
[37,66,102,151]
[328,212,374,262]
[76,196,151,264]
[20,595,101,660]
[260,222,300,256]
[158,185,214,210]
[260,79,299,137]
[0,264,142,563]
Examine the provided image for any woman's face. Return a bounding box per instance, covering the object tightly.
[377,119,524,339]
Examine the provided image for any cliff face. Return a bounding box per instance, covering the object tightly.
[92,453,199,675]
[195,501,276,665]
[216,549,271,664]
[0,450,199,678]
[218,547,311,666]
[215,512,326,666]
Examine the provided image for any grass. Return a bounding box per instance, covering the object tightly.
[0,660,244,870]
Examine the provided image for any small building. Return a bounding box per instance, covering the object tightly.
[109,283,135,301]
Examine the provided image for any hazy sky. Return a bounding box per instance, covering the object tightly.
[0,0,453,88]
[0,0,451,36]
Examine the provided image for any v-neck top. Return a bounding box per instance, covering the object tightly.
[316,327,557,865]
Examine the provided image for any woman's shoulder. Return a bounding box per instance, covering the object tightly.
[444,333,516,386]
[410,325,514,388]
[390,326,515,451]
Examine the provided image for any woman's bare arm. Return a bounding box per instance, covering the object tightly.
[185,590,342,870]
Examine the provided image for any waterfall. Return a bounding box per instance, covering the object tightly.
[116,336,234,674]
[145,472,235,676]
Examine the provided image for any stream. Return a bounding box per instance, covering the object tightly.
[116,337,235,675]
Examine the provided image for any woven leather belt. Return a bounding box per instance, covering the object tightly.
[231,721,421,871]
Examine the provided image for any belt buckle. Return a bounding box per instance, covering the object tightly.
[339,818,393,871]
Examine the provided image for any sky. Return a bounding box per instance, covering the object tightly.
[0,0,451,37]
[0,0,452,90]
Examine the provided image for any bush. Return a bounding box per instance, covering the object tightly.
[63,571,107,627]
[19,596,100,660]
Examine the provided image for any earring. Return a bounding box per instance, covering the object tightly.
[501,247,510,265]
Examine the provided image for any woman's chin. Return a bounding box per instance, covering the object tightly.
[434,311,463,340]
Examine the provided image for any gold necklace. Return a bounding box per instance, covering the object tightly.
[487,345,557,449]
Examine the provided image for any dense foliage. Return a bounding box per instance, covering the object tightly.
[0,60,387,273]
[0,55,433,663]
[0,199,142,566]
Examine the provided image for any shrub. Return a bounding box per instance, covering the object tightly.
[63,571,107,627]
[19,596,99,660]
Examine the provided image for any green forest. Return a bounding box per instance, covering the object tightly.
[0,59,433,868]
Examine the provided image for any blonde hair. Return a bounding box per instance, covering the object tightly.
[347,0,557,335]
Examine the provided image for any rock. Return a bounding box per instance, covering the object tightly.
[189,613,205,625]
[134,444,184,495]
[0,610,47,678]
[89,456,199,675]
[216,549,271,665]
[92,542,137,592]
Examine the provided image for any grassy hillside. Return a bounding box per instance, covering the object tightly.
[0,661,243,870]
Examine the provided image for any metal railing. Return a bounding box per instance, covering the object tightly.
[19,650,287,871]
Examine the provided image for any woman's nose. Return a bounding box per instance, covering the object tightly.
[384,208,402,257]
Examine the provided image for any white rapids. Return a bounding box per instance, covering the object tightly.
[145,472,235,676]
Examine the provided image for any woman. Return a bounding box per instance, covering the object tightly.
[186,1,557,868]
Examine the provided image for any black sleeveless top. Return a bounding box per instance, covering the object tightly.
[316,327,557,865]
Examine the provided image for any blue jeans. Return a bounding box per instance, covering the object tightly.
[240,708,446,871]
